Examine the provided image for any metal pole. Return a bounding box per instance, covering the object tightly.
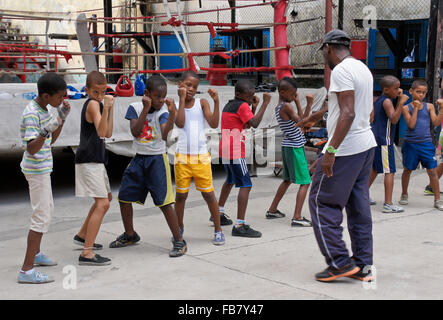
[104,0,113,82]
[338,0,344,30]
[426,0,443,104]
[324,0,333,90]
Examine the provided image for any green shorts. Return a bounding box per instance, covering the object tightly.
[282,146,311,185]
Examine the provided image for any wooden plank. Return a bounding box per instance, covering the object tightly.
[75,13,98,72]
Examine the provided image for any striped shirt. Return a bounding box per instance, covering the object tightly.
[20,100,54,174]
[275,102,306,148]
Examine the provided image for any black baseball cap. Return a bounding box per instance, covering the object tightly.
[318,29,351,51]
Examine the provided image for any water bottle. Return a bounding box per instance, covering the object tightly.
[22,92,37,100]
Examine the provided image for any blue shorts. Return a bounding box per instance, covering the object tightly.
[401,141,437,170]
[223,158,252,188]
[118,154,175,207]
[373,145,396,174]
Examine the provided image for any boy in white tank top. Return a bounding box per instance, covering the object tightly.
[173,71,225,245]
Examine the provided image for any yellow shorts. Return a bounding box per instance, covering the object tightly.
[174,153,214,193]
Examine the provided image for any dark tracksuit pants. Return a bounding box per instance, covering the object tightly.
[309,147,375,269]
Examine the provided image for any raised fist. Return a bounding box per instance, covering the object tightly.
[142,95,152,111]
[103,95,114,110]
[208,88,219,101]
[165,98,177,114]
[306,94,314,105]
[178,87,187,99]
[57,100,71,120]
[262,92,272,105]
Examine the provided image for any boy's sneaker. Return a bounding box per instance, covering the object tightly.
[399,194,408,205]
[382,203,404,213]
[212,231,225,245]
[73,235,103,250]
[210,212,233,226]
[171,227,184,244]
[424,185,434,195]
[347,267,374,282]
[232,224,262,238]
[425,185,443,195]
[315,262,360,282]
[369,198,376,206]
[169,240,187,258]
[34,253,57,267]
[434,200,443,211]
[109,232,140,248]
[18,270,54,284]
[79,254,111,266]
[291,217,312,227]
[266,210,286,219]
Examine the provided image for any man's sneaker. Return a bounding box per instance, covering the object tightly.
[169,240,187,258]
[266,210,286,219]
[34,253,57,267]
[18,270,54,284]
[382,203,404,213]
[79,254,111,266]
[399,194,408,205]
[73,235,103,250]
[315,262,360,282]
[347,267,374,282]
[434,200,443,211]
[232,224,262,238]
[291,217,312,227]
[109,232,140,248]
[370,198,376,206]
[210,212,233,226]
[212,231,225,245]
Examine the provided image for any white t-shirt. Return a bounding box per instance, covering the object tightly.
[323,57,376,157]
[175,98,209,155]
[125,102,169,155]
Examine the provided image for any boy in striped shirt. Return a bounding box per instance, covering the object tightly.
[267,77,313,227]
[18,73,69,284]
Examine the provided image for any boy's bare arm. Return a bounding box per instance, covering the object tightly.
[403,101,419,129]
[248,93,271,128]
[52,100,71,144]
[202,88,220,129]
[130,95,152,138]
[27,135,47,155]
[303,94,314,119]
[293,92,304,118]
[383,93,408,125]
[175,87,187,128]
[430,101,443,126]
[281,103,300,123]
[87,99,109,138]
[162,98,177,141]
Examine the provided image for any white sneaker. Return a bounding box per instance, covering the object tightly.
[399,194,408,205]
[370,198,376,206]
[382,203,404,213]
[434,200,443,211]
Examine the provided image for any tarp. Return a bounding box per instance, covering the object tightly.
[0,83,327,163]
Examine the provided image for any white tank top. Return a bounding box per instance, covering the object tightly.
[176,98,208,154]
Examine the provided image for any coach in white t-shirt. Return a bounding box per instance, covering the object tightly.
[308,30,377,283]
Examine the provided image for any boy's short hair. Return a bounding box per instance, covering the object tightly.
[86,71,106,88]
[37,72,67,96]
[411,78,428,90]
[235,80,254,95]
[146,75,167,92]
[380,75,400,90]
[278,77,298,89]
[181,70,199,81]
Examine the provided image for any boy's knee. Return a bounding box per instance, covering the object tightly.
[176,192,188,201]
[96,198,110,212]
[201,191,216,202]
